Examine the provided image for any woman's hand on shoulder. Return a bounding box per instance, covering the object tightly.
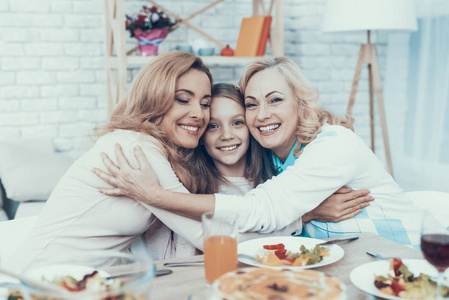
[302,187,374,223]
[92,143,163,206]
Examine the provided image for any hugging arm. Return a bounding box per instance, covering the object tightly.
[302,187,373,223]
[93,144,215,220]
[93,141,209,249]
[94,143,372,229]
[214,132,365,232]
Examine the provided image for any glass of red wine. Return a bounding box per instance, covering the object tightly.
[420,210,449,300]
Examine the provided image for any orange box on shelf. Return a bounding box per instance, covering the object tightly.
[235,16,267,57]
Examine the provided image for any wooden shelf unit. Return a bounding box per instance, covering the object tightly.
[103,0,284,115]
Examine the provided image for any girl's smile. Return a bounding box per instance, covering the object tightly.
[203,96,250,177]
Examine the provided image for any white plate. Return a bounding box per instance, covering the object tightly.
[237,236,344,270]
[350,259,438,300]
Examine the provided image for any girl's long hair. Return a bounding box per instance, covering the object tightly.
[238,57,354,157]
[95,51,213,193]
[195,83,275,194]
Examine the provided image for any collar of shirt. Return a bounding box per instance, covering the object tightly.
[271,141,304,175]
[271,124,333,174]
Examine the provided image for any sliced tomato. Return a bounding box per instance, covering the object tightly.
[263,243,285,250]
[390,279,405,296]
[392,258,403,276]
[275,249,287,256]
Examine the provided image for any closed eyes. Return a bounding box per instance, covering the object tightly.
[175,98,189,104]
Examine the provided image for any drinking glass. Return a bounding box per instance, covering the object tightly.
[420,210,449,300]
[202,211,238,284]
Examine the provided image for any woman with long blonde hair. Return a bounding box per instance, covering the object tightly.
[238,57,353,159]
[8,51,215,271]
[96,51,213,193]
[96,56,422,247]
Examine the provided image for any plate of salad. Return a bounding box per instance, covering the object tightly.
[350,258,449,299]
[237,236,344,270]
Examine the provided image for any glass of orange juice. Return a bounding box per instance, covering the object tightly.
[202,211,238,284]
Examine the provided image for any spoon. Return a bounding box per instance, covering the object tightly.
[0,266,68,294]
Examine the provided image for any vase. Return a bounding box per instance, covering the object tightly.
[134,28,169,56]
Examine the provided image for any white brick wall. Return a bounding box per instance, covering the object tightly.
[0,0,106,151]
[0,0,391,164]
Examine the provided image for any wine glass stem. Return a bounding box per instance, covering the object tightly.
[437,272,443,300]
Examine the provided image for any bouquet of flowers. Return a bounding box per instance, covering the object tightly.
[126,5,177,37]
[126,5,178,56]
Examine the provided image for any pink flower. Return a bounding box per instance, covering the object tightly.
[150,13,159,23]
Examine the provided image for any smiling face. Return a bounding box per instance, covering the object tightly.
[160,68,212,149]
[244,68,299,161]
[203,96,250,177]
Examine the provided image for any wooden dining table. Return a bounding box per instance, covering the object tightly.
[150,232,423,300]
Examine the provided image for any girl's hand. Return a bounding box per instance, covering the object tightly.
[92,144,162,205]
[302,187,374,223]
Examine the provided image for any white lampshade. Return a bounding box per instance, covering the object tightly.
[322,0,418,32]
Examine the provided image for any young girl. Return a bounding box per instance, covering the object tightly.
[195,83,274,195]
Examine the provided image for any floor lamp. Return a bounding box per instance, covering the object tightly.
[322,0,417,176]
